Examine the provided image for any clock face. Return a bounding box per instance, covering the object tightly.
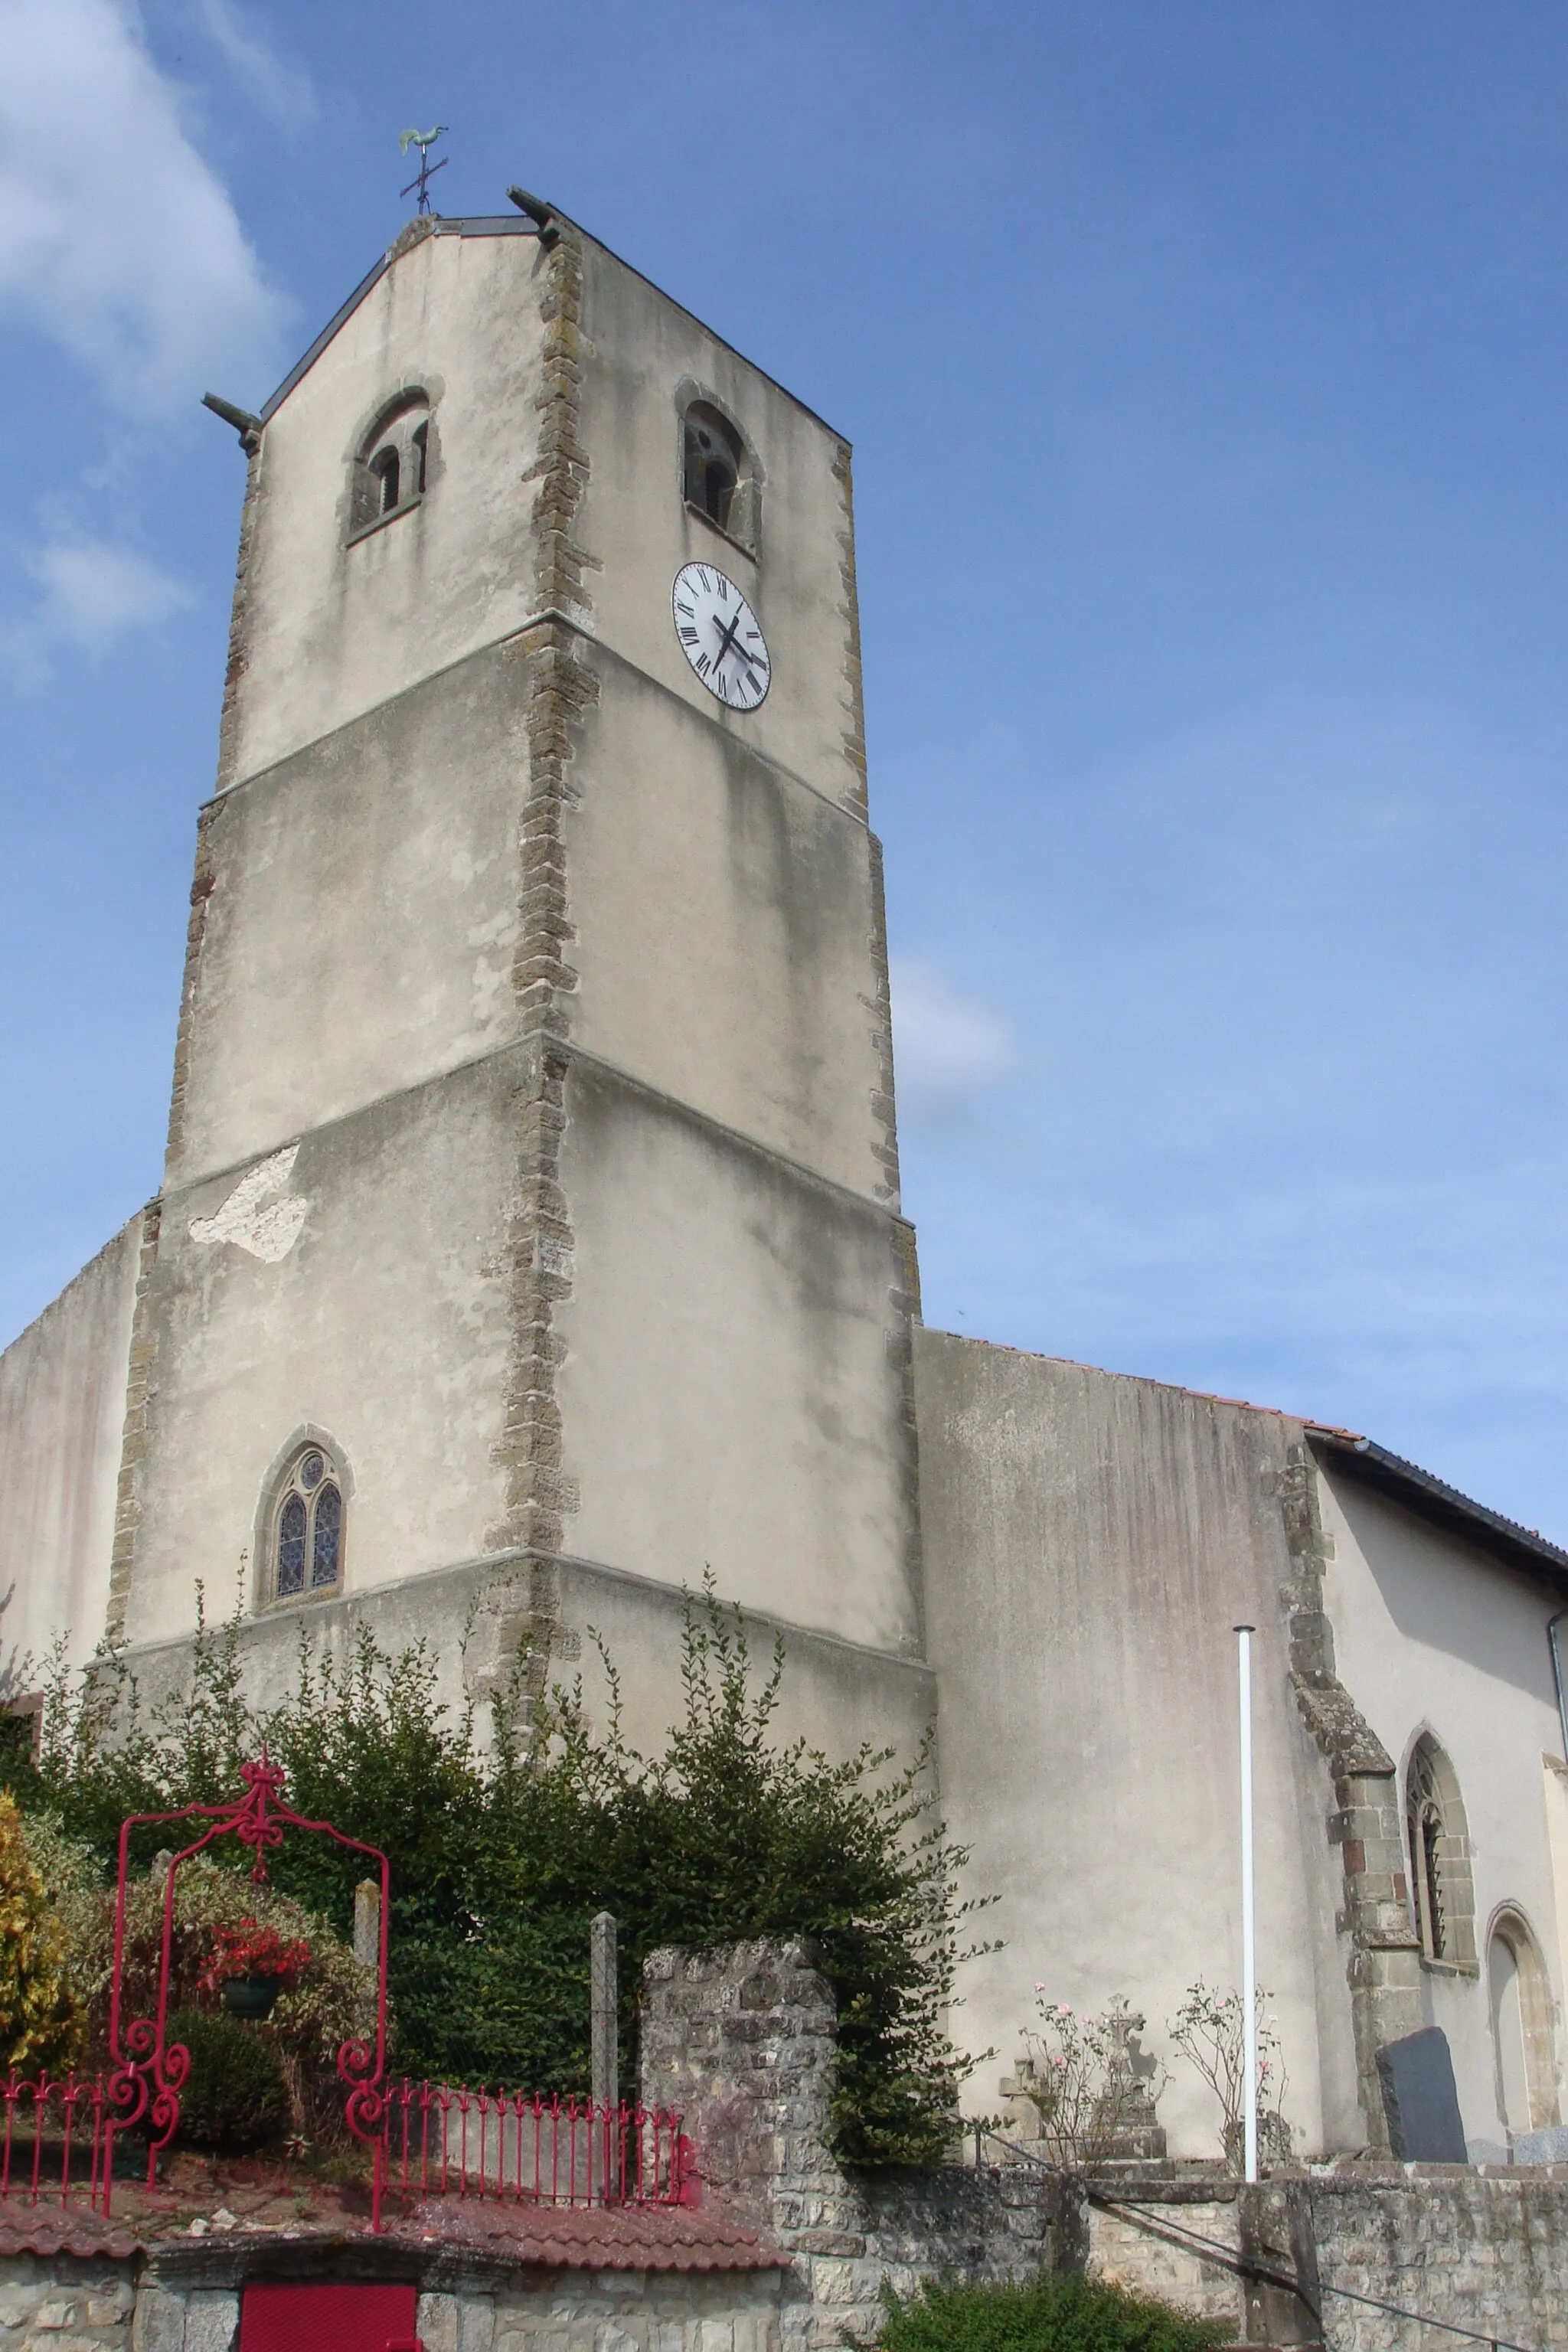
[671,564,771,710]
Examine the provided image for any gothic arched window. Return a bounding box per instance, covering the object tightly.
[272,1444,345,1602]
[1404,1735,1477,1970]
[350,394,431,538]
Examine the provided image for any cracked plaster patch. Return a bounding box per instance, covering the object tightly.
[188,1145,309,1263]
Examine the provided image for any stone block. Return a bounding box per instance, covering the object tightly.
[180,2295,237,2352]
[31,2311,75,2334]
[130,2291,185,2352]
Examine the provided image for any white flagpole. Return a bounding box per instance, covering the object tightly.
[1235,1623,1259,2183]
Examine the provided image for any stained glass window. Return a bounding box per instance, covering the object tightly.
[276,1493,306,1596]
[272,1446,345,1605]
[312,1483,341,1588]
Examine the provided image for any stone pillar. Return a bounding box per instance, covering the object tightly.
[591,1910,618,2111]
[640,1939,1057,2350]
[352,1878,381,1968]
[639,1939,840,2236]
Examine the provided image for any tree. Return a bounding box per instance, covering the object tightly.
[0,1791,84,2075]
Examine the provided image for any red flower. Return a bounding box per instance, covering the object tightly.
[199,1918,311,1994]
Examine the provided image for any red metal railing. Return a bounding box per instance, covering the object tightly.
[381,2085,693,2207]
[1,2075,109,2209]
[0,2072,692,2216]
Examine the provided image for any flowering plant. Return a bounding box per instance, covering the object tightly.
[1017,1991,1167,2165]
[200,1917,311,1992]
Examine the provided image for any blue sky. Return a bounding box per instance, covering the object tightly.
[5,2,1568,1537]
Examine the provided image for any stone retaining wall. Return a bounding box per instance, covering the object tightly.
[1086,2166,1568,2352]
[0,2256,136,2352]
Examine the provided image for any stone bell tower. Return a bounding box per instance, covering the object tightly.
[100,203,930,1747]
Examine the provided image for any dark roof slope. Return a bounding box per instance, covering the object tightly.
[1307,1426,1568,1592]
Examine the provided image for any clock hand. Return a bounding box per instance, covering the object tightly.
[712,609,746,667]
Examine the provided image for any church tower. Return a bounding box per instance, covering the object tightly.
[100,204,927,1740]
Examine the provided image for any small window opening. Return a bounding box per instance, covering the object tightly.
[683,403,743,533]
[271,1443,345,1602]
[350,394,431,537]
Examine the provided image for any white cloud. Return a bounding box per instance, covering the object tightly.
[24,534,194,648]
[0,0,290,415]
[188,0,316,127]
[890,956,1014,1122]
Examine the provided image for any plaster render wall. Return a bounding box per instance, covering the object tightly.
[564,665,888,1200]
[573,237,864,815]
[0,1217,140,1666]
[556,1060,920,1655]
[123,1050,524,1651]
[112,1550,936,1788]
[168,644,529,1193]
[228,227,548,786]
[913,1331,1358,2159]
[1318,1471,1568,2161]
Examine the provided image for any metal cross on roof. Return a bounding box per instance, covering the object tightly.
[399,123,449,214]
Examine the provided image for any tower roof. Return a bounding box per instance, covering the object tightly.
[255,212,844,441]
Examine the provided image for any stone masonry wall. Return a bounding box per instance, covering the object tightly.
[0,2256,136,2352]
[639,1941,1061,2348]
[1084,2166,1568,2352]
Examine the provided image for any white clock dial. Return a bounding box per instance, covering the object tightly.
[671,563,771,710]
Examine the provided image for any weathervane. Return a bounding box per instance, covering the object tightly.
[399,124,449,214]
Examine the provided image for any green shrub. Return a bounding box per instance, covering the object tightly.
[5,1580,992,2169]
[876,2275,1229,2352]
[164,2008,289,2151]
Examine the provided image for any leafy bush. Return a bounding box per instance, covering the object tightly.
[4,1582,991,2167]
[876,2274,1229,2352]
[165,2008,289,2151]
[0,1791,83,2073]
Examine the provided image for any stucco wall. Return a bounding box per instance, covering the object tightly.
[564,664,888,1202]
[913,1331,1358,2158]
[0,1218,140,1668]
[557,1060,920,1655]
[228,226,549,787]
[125,1051,521,1651]
[113,1550,935,1797]
[168,643,531,1194]
[1320,1470,1568,2161]
[573,234,865,820]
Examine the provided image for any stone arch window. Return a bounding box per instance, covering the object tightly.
[1488,1908,1560,2140]
[1404,1734,1477,1970]
[350,394,431,538]
[681,399,760,552]
[270,1442,345,1602]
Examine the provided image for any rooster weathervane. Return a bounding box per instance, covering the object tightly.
[399,125,449,214]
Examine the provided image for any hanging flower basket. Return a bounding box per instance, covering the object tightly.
[201,1919,311,2024]
[220,1975,283,2020]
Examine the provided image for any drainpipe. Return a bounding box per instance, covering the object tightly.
[1548,1612,1568,1767]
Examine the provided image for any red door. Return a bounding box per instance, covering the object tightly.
[239,2283,420,2352]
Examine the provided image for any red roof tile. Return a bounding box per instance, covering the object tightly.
[402,2199,789,2272]
[0,2207,139,2261]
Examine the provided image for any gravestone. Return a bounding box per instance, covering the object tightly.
[1376,2027,1467,2161]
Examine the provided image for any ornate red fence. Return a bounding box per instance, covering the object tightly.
[3,1756,694,2231]
[1,2075,107,2210]
[0,2073,691,2216]
[381,2085,691,2207]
